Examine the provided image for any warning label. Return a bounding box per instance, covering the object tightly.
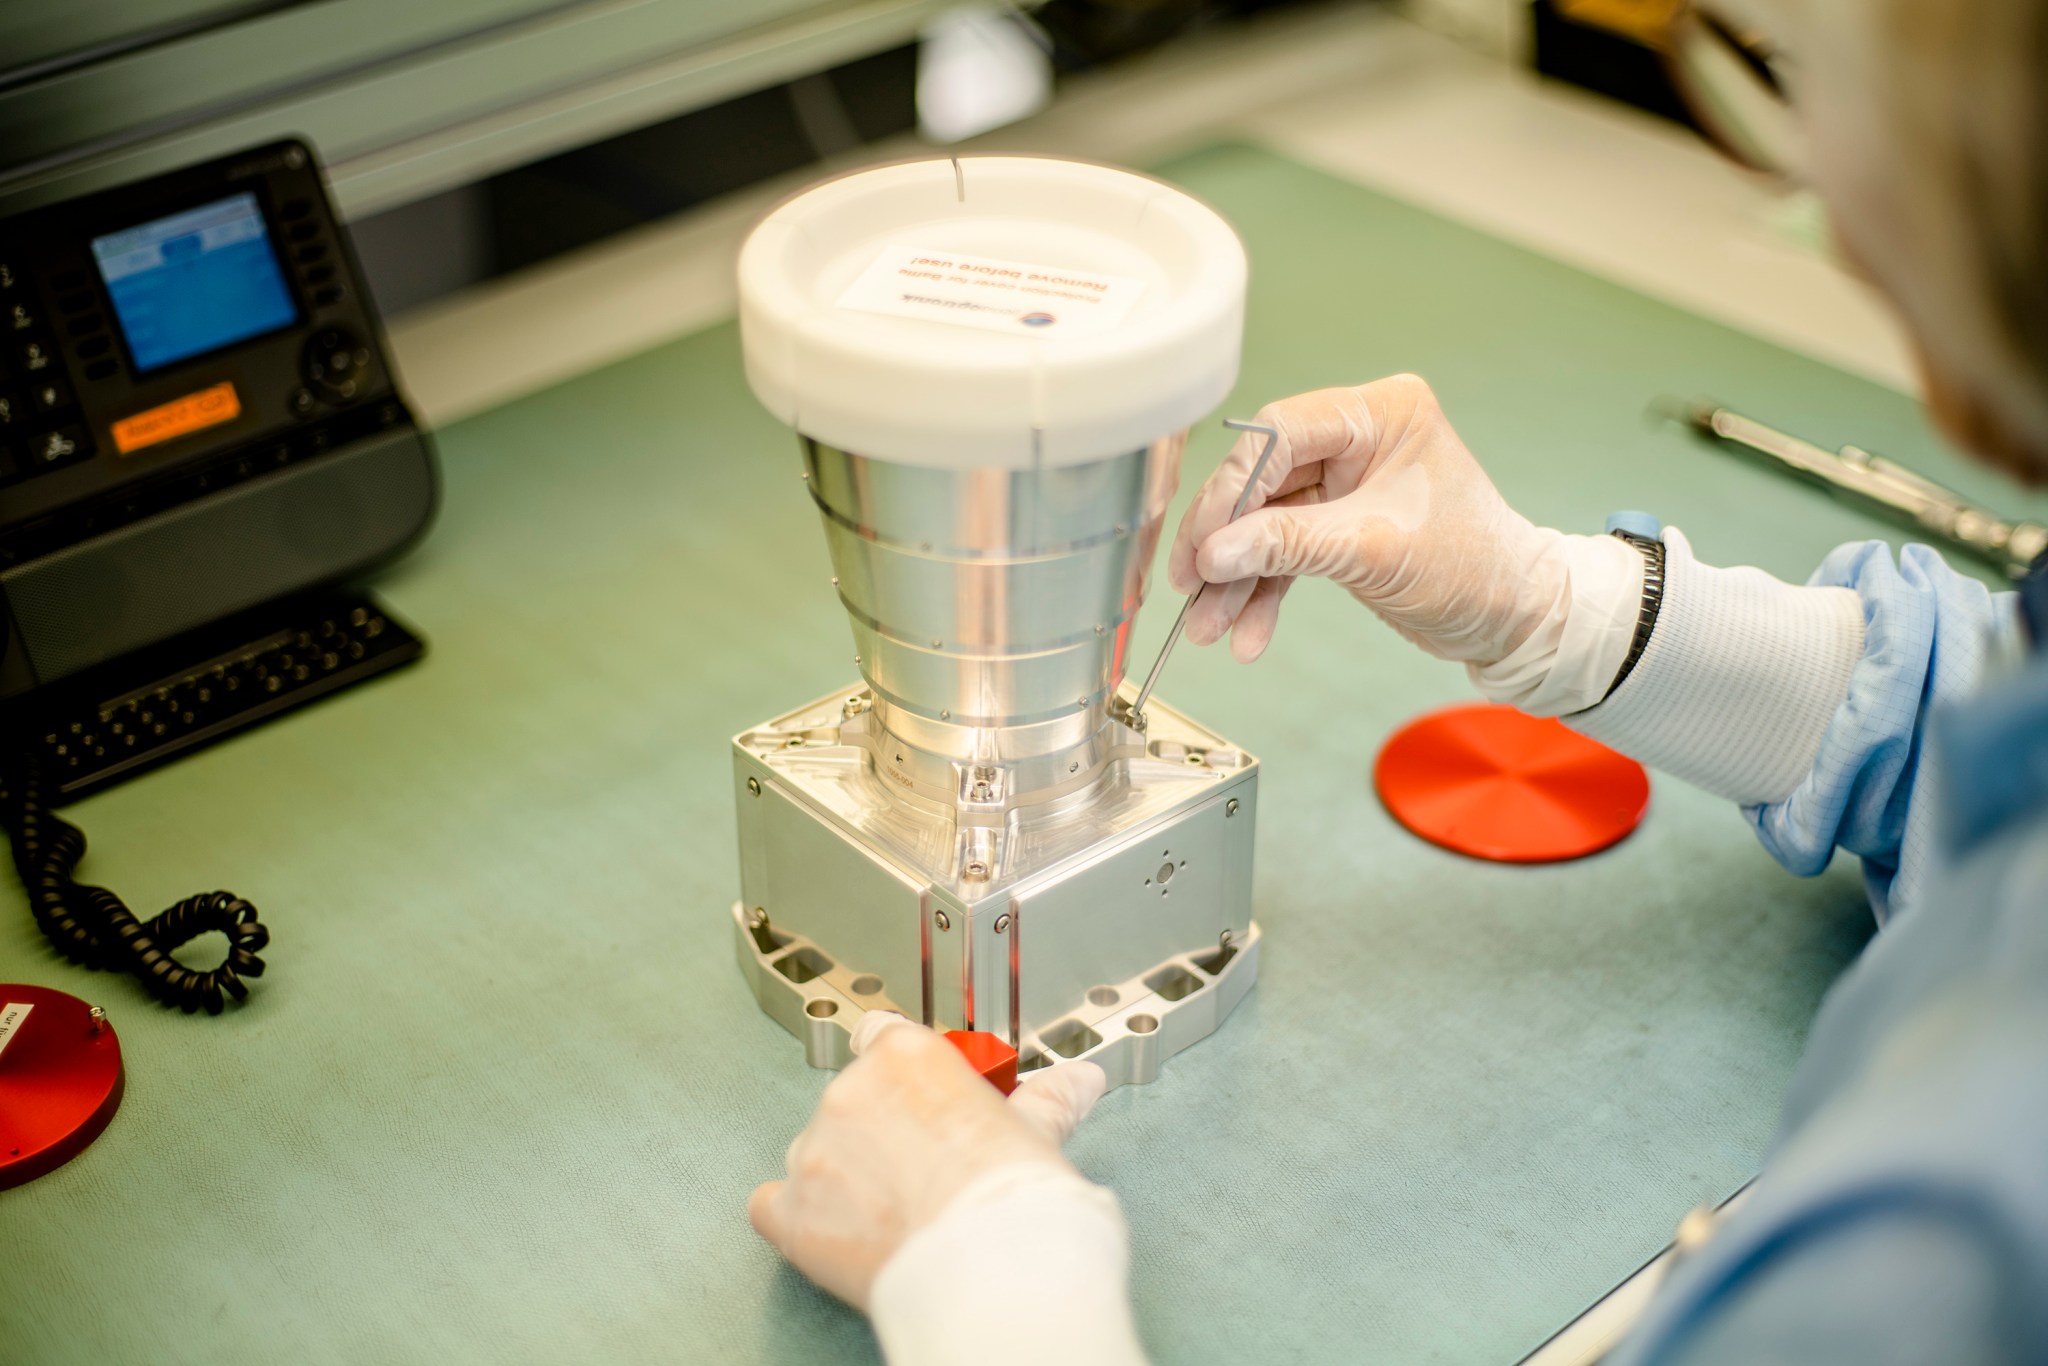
[0,1001,32,1063]
[835,246,1146,338]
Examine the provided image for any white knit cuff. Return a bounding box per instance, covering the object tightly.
[870,1164,1147,1366]
[1568,528,1865,805]
[1469,532,1644,717]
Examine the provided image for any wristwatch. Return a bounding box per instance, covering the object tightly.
[1603,511,1666,701]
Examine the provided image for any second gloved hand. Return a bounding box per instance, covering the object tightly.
[1169,374,1572,665]
[1167,376,1642,714]
[748,1012,1108,1310]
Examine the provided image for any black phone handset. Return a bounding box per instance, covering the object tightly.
[0,751,269,1013]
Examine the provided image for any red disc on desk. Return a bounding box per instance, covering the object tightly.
[0,985,125,1190]
[1374,703,1649,863]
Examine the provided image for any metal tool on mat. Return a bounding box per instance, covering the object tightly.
[1117,419,1280,732]
[1668,400,2048,577]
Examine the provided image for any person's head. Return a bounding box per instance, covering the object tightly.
[1790,0,2048,482]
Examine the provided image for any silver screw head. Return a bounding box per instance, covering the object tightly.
[994,913,1012,934]
[940,709,951,720]
[88,1005,107,1030]
[1226,798,1240,816]
[964,860,989,881]
[1219,929,1235,948]
[746,777,761,796]
[747,907,768,929]
[934,910,952,931]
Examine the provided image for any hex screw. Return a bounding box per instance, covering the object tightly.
[88,1005,106,1032]
[746,777,761,796]
[748,907,768,930]
[994,913,1012,934]
[1226,798,1240,817]
[934,910,952,932]
[1219,929,1235,949]
[964,860,990,881]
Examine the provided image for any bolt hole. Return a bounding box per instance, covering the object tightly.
[1128,1014,1159,1035]
[805,999,838,1018]
[1087,986,1119,1007]
[849,975,883,996]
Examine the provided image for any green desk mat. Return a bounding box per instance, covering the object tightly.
[10,142,2041,1364]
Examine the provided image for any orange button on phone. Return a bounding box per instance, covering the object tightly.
[112,381,241,455]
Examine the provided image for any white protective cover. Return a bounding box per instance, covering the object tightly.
[737,157,1247,468]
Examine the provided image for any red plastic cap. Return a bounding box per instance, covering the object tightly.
[1374,703,1650,863]
[944,1030,1019,1095]
[0,984,125,1190]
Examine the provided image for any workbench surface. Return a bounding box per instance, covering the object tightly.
[8,143,2036,1364]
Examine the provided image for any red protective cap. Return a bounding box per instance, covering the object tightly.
[0,984,125,1190]
[1374,703,1650,863]
[945,1030,1019,1095]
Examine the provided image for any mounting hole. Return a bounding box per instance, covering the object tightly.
[774,947,833,984]
[805,999,838,1018]
[1128,1014,1159,1035]
[1087,986,1120,1007]
[849,974,883,996]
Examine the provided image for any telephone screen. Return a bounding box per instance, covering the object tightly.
[92,192,298,374]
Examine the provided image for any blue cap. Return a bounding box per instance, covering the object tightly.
[1605,510,1662,539]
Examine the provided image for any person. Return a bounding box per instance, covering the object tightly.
[746,1,2048,1360]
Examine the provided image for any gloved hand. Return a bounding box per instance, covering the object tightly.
[1169,375,1574,666]
[748,1012,1108,1309]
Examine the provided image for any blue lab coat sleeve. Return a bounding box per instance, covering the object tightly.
[1612,542,2048,1366]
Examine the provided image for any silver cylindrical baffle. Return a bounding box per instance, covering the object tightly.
[804,432,1183,802]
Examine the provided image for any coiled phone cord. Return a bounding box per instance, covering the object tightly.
[0,755,270,1014]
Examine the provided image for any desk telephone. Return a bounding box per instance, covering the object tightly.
[0,139,436,1012]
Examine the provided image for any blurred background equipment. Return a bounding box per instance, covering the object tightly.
[916,6,1053,143]
[1671,402,2048,579]
[0,1,1318,315]
[0,1,1800,319]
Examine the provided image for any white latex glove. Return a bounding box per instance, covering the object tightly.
[1167,375,1643,713]
[1170,375,1561,664]
[748,1012,1109,1310]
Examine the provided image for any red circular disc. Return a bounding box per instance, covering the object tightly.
[1374,703,1649,863]
[0,984,124,1190]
